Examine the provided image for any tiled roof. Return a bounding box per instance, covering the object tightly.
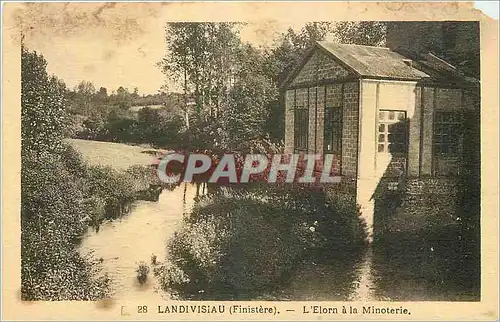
[280,41,478,89]
[317,42,430,80]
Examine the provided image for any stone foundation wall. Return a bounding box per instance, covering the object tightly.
[374,177,464,239]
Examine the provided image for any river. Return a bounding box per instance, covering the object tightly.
[79,184,479,302]
[79,183,198,302]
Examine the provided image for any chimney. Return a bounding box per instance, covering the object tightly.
[403,59,413,68]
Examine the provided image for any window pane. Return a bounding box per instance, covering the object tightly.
[325,137,332,151]
[379,111,385,120]
[325,109,331,120]
[324,107,342,153]
[433,110,462,155]
[378,110,407,154]
[294,109,308,150]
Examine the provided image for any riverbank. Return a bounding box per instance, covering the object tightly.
[79,183,198,301]
[68,140,480,302]
[66,138,167,170]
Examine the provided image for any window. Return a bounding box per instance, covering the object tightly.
[324,106,342,153]
[378,110,407,154]
[294,108,308,151]
[433,111,462,154]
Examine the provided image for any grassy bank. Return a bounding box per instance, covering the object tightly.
[22,139,167,300]
[66,138,167,170]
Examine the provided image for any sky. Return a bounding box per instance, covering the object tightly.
[19,3,305,95]
[17,2,496,96]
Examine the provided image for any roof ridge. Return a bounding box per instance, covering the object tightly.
[317,41,390,50]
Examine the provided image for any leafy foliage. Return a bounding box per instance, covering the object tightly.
[159,23,278,153]
[136,262,150,285]
[264,22,336,86]
[21,149,111,300]
[159,22,242,116]
[331,22,387,47]
[159,184,367,299]
[21,49,67,154]
[218,44,278,152]
[21,47,160,300]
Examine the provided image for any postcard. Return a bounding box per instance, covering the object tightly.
[2,2,498,321]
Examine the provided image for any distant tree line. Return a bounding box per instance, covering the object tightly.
[64,81,186,147]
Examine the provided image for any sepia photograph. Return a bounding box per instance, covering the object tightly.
[2,2,498,321]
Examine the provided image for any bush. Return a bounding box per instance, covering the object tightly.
[21,48,117,300]
[164,196,301,297]
[80,116,106,140]
[21,148,110,300]
[160,184,367,299]
[82,165,138,219]
[136,262,150,285]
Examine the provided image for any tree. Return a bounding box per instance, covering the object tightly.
[73,81,97,116]
[220,44,277,152]
[331,21,387,46]
[21,46,109,300]
[96,87,108,101]
[21,48,67,154]
[264,22,335,86]
[159,22,242,121]
[115,86,131,109]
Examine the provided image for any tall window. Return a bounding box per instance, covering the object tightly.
[378,110,407,154]
[433,111,462,154]
[294,108,308,151]
[324,106,342,153]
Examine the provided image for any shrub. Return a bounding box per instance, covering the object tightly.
[136,262,150,285]
[80,116,106,140]
[160,184,367,299]
[82,165,139,218]
[155,261,190,294]
[21,149,110,300]
[21,48,112,300]
[164,195,302,298]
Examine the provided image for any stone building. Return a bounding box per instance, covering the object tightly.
[280,41,480,241]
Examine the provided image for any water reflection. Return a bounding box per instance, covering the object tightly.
[370,231,480,301]
[279,234,479,302]
[277,250,370,301]
[79,183,479,302]
[79,184,198,301]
